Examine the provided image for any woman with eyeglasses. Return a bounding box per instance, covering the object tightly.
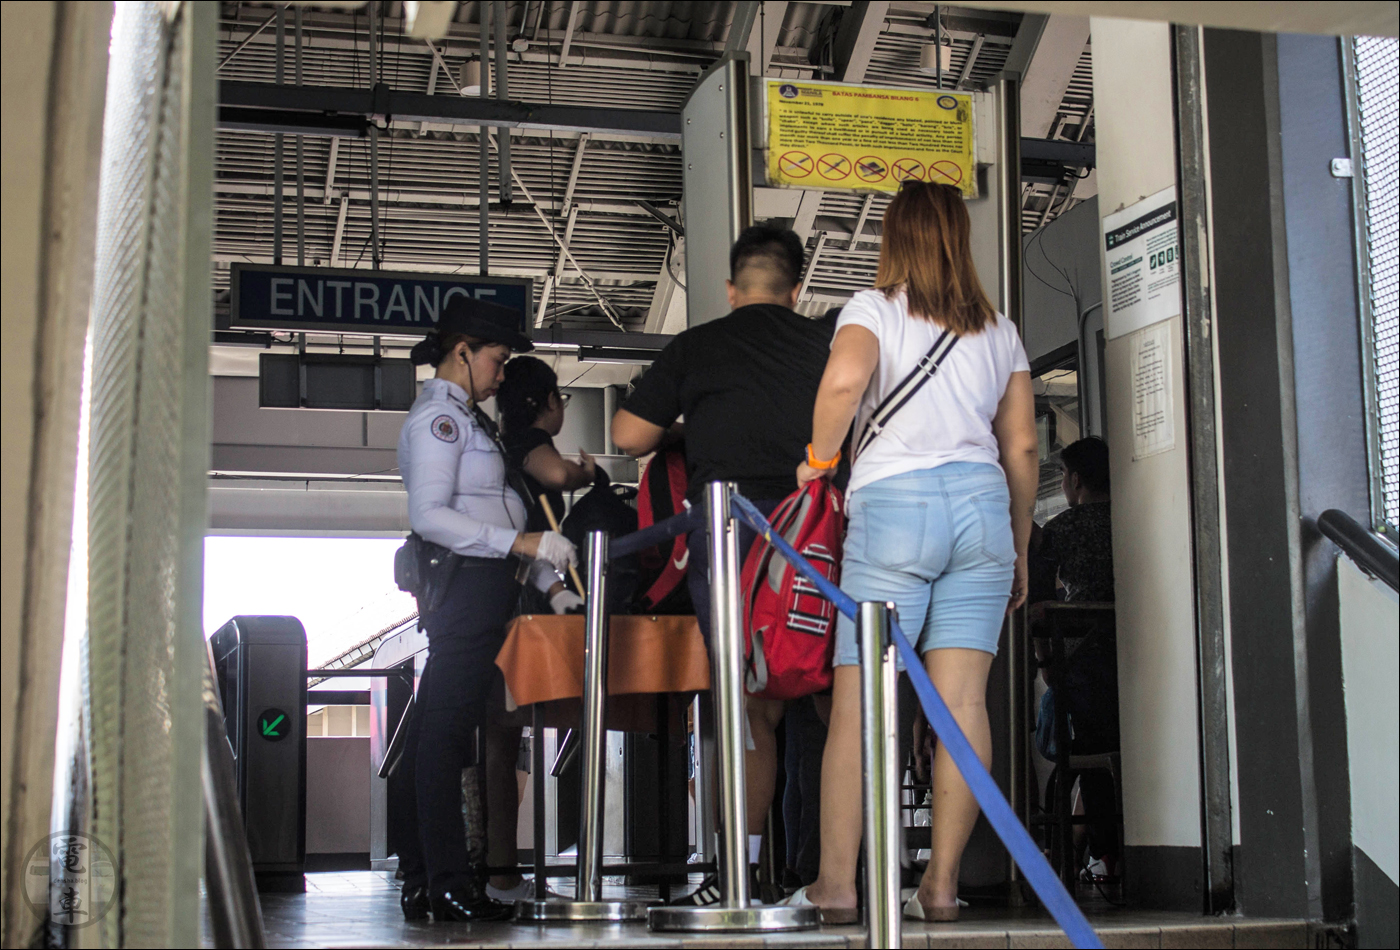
[497,356,598,549]
[784,181,1038,922]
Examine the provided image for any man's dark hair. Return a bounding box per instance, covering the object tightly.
[1059,437,1110,494]
[729,226,805,295]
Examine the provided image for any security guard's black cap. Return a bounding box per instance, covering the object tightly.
[437,295,533,352]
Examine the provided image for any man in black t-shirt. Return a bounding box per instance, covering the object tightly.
[612,226,833,906]
[613,230,833,504]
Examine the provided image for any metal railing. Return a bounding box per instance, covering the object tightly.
[1318,508,1399,593]
[203,645,267,949]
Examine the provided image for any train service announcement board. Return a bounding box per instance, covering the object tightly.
[764,81,976,196]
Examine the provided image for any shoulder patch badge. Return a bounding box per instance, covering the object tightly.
[430,414,459,443]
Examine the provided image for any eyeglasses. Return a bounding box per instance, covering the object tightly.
[899,178,929,192]
[557,390,572,406]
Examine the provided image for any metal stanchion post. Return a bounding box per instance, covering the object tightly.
[692,693,716,866]
[518,532,650,922]
[859,602,902,949]
[650,483,819,934]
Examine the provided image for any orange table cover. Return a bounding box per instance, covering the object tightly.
[495,614,711,706]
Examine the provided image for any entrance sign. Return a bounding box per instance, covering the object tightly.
[229,263,532,335]
[763,81,976,196]
[1102,186,1181,339]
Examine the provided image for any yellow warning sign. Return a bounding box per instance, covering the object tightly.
[764,81,976,197]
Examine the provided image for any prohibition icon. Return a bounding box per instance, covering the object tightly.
[854,156,888,183]
[929,160,964,185]
[817,153,853,181]
[892,158,925,182]
[779,150,814,178]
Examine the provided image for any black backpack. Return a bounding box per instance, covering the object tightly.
[560,467,640,614]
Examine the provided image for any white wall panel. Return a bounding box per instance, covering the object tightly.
[1090,16,1204,850]
[1338,558,1399,883]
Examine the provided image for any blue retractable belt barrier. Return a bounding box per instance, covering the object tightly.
[730,493,1103,950]
[609,507,705,560]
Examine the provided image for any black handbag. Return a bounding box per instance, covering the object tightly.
[394,532,461,620]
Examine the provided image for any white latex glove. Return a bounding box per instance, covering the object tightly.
[535,531,578,573]
[549,589,584,614]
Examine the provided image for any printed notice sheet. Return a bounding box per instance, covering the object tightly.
[1103,186,1181,339]
[1131,321,1176,460]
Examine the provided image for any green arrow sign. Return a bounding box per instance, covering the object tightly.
[257,708,290,742]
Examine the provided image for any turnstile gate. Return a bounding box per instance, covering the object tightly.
[211,615,308,892]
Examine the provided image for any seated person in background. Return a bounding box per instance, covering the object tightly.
[1038,436,1114,602]
[612,226,835,906]
[1033,436,1120,883]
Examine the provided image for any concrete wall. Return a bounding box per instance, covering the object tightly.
[1,4,108,942]
[208,372,623,533]
[1021,196,1107,435]
[1022,196,1102,363]
[1090,17,1206,901]
[0,8,57,937]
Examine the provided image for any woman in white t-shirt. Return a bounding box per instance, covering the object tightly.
[787,181,1038,922]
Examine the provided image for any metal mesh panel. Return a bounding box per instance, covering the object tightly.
[87,8,166,945]
[85,3,212,943]
[1354,37,1399,529]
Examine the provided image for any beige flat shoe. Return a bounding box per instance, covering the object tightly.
[782,885,859,925]
[903,892,959,921]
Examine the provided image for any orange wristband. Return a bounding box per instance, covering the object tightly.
[806,444,841,470]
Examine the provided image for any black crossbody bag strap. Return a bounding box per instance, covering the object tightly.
[853,329,959,460]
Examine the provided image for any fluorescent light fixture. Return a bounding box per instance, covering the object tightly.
[405,1,457,39]
[577,347,656,365]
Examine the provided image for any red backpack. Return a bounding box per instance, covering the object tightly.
[633,443,695,614]
[741,480,845,700]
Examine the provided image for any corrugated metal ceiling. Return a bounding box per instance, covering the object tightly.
[214,1,1093,344]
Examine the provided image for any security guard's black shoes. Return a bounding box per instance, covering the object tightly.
[400,884,430,921]
[429,889,515,922]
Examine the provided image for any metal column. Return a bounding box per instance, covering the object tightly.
[517,532,650,922]
[272,7,284,264]
[1172,23,1234,915]
[492,0,513,205]
[368,4,381,268]
[994,74,1031,888]
[679,56,753,326]
[858,602,902,949]
[649,484,818,933]
[477,2,491,275]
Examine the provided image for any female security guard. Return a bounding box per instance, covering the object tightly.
[396,296,577,922]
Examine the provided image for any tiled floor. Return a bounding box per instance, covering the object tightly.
[221,871,1311,949]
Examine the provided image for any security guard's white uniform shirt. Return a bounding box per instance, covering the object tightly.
[399,378,559,593]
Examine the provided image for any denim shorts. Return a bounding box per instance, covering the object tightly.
[834,463,1016,667]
